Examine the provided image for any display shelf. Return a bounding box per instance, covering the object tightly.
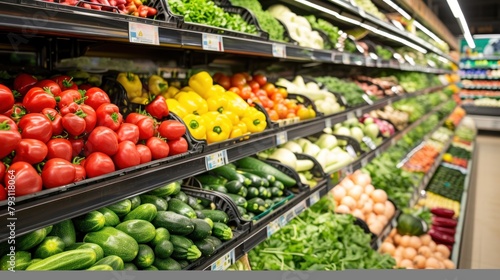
[460,75,500,80]
[0,0,453,74]
[463,105,500,117]
[464,113,500,131]
[462,86,500,91]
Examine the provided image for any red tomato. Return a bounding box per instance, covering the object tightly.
[217,75,231,90]
[125,112,148,124]
[0,162,5,181]
[241,72,253,82]
[145,95,169,120]
[18,113,53,143]
[46,139,73,161]
[35,79,62,97]
[13,139,48,164]
[96,103,123,131]
[136,117,156,140]
[85,126,119,156]
[59,102,80,116]
[84,87,111,111]
[212,72,223,83]
[4,161,42,197]
[52,75,78,91]
[252,74,267,87]
[0,85,15,114]
[157,120,186,140]
[13,73,37,97]
[267,109,279,121]
[23,87,57,113]
[0,116,22,159]
[113,141,141,170]
[0,186,6,201]
[231,74,246,88]
[262,83,277,95]
[255,89,267,97]
[41,158,76,189]
[248,80,260,92]
[80,104,97,134]
[69,138,84,158]
[274,103,288,119]
[146,137,170,160]
[62,112,86,137]
[83,152,115,178]
[167,138,188,156]
[73,164,86,182]
[116,123,140,144]
[136,144,152,164]
[42,108,63,136]
[228,87,241,95]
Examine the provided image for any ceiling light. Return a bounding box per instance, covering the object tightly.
[446,0,475,49]
[383,0,411,20]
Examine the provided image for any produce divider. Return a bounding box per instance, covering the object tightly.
[0,1,453,74]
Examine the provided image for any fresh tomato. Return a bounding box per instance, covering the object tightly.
[262,83,277,95]
[228,87,240,95]
[42,108,63,136]
[46,139,73,161]
[18,113,53,143]
[269,92,285,103]
[239,85,252,100]
[69,138,84,158]
[5,161,43,197]
[58,89,84,113]
[113,140,141,170]
[146,95,169,120]
[0,85,15,114]
[73,163,86,182]
[35,79,62,97]
[83,152,115,178]
[0,116,22,159]
[2,103,27,122]
[217,75,231,90]
[241,72,253,82]
[52,75,78,91]
[248,80,260,92]
[136,144,152,164]
[96,103,123,131]
[231,74,246,88]
[167,138,188,156]
[79,104,97,134]
[252,74,267,87]
[13,73,37,97]
[274,103,288,119]
[116,123,140,144]
[84,87,111,111]
[296,106,310,120]
[213,72,223,83]
[60,102,80,116]
[157,120,186,140]
[0,186,6,201]
[22,87,57,113]
[277,87,288,98]
[146,137,170,160]
[41,158,76,189]
[62,111,87,137]
[267,109,279,121]
[255,89,267,98]
[125,112,148,124]
[136,117,156,140]
[13,139,48,164]
[84,126,119,156]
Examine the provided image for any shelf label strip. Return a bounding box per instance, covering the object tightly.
[272,44,287,58]
[202,33,224,52]
[309,191,321,206]
[210,249,235,270]
[276,131,288,145]
[128,22,159,45]
[205,150,228,171]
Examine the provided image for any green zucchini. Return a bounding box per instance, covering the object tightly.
[195,174,227,186]
[33,236,65,259]
[139,195,168,212]
[73,211,106,233]
[236,170,263,187]
[197,210,229,224]
[261,178,270,187]
[17,226,52,251]
[173,191,189,203]
[147,181,181,197]
[0,251,31,271]
[195,210,206,219]
[150,227,170,247]
[123,203,158,222]
[269,187,284,197]
[187,196,204,211]
[273,197,285,204]
[48,220,76,248]
[237,168,275,183]
[194,239,216,257]
[134,244,155,269]
[115,220,156,244]
[264,199,274,207]
[123,262,138,270]
[212,165,251,186]
[154,239,174,259]
[224,180,244,194]
[167,198,197,219]
[187,219,212,241]
[107,199,132,217]
[258,187,271,199]
[237,206,246,215]
[197,197,213,208]
[204,184,228,193]
[246,187,260,198]
[87,264,113,271]
[83,227,139,262]
[205,236,222,248]
[238,187,248,198]
[152,211,194,236]
[169,235,202,261]
[236,157,296,186]
[204,218,214,229]
[97,207,121,227]
[212,223,233,241]
[93,255,124,270]
[129,196,141,210]
[246,197,268,214]
[225,193,247,208]
[177,259,190,269]
[272,180,285,190]
[153,257,181,270]
[226,163,237,169]
[25,248,97,270]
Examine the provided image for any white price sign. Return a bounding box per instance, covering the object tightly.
[128,22,159,45]
[272,43,287,58]
[267,219,281,238]
[210,249,235,270]
[325,118,332,128]
[202,33,224,52]
[205,150,228,171]
[309,191,321,206]
[347,111,356,120]
[276,131,288,145]
[361,157,368,166]
[293,201,307,216]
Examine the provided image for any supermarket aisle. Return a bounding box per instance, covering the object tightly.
[470,135,500,268]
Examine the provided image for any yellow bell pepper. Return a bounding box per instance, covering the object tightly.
[207,95,229,113]
[117,72,142,100]
[161,86,180,99]
[175,90,208,115]
[183,114,206,140]
[241,107,267,133]
[181,86,193,92]
[166,99,188,118]
[230,122,247,138]
[148,75,168,96]
[202,112,232,144]
[189,71,213,98]
[223,110,240,126]
[201,85,226,100]
[224,91,249,117]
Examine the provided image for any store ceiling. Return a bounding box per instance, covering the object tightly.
[425,0,500,36]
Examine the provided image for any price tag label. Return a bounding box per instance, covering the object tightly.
[362,137,377,150]
[361,157,368,166]
[309,191,321,206]
[375,149,381,157]
[284,210,296,224]
[325,118,332,128]
[272,43,287,58]
[347,111,355,120]
[267,219,281,238]
[342,54,351,64]
[202,33,224,52]
[211,249,235,270]
[355,108,363,117]
[332,53,343,63]
[276,131,288,145]
[344,165,353,175]
[293,201,307,216]
[205,150,228,171]
[128,22,159,45]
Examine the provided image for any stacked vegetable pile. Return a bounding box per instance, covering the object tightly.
[195,157,297,220]
[0,181,237,270]
[304,15,340,50]
[248,196,396,270]
[315,76,369,107]
[41,0,158,18]
[0,73,189,200]
[353,0,387,21]
[330,171,396,235]
[426,166,465,202]
[443,146,471,168]
[328,117,384,151]
[369,105,410,131]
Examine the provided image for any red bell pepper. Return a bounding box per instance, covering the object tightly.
[0,116,22,159]
[136,144,152,164]
[113,140,141,169]
[73,163,86,182]
[13,139,48,165]
[146,137,169,160]
[58,89,85,114]
[62,110,87,137]
[35,79,62,97]
[41,158,76,189]
[125,112,148,124]
[0,185,6,201]
[84,126,119,156]
[83,152,115,178]
[23,87,57,113]
[13,73,37,97]
[167,137,188,156]
[52,75,78,91]
[4,161,43,197]
[0,85,15,114]
[2,103,27,122]
[0,162,6,181]
[46,139,73,162]
[145,95,169,120]
[69,138,85,158]
[42,108,64,136]
[96,103,123,131]
[18,113,53,143]
[84,87,111,111]
[116,123,140,143]
[80,104,97,134]
[136,116,155,140]
[157,120,186,140]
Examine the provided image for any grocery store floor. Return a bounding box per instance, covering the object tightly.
[467,134,500,268]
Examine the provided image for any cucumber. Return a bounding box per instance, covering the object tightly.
[107,199,132,217]
[154,240,174,259]
[204,184,228,193]
[123,262,138,270]
[237,168,275,183]
[246,197,268,214]
[17,226,52,251]
[197,197,213,208]
[261,178,270,187]
[115,220,156,244]
[187,196,204,211]
[195,174,227,186]
[97,207,121,227]
[87,264,113,270]
[225,193,247,208]
[177,259,190,269]
[93,255,124,270]
[273,197,285,204]
[212,165,251,186]
[129,196,141,210]
[226,163,237,169]
[28,259,42,266]
[236,158,295,186]
[33,236,65,259]
[73,211,106,233]
[139,195,168,211]
[195,210,206,219]
[236,170,263,187]
[187,219,212,241]
[147,181,181,197]
[269,187,284,197]
[242,214,253,220]
[134,244,155,269]
[123,203,158,222]
[237,206,247,215]
[198,210,229,224]
[224,180,244,194]
[153,211,194,236]
[48,220,76,248]
[26,248,97,270]
[169,235,202,261]
[258,187,271,199]
[143,265,158,270]
[153,257,181,270]
[150,227,170,247]
[212,222,233,241]
[204,218,214,229]
[0,251,31,271]
[83,227,139,262]
[264,199,274,207]
[272,180,285,190]
[167,198,197,219]
[205,236,222,248]
[246,187,260,198]
[238,187,248,198]
[194,239,216,257]
[77,243,104,261]
[173,191,189,203]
